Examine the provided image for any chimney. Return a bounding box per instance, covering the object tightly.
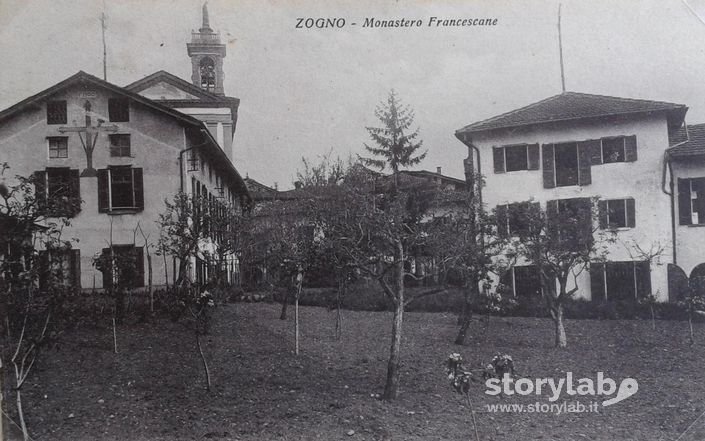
[294,181,303,189]
[436,166,442,175]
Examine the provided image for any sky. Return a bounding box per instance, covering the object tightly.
[2,0,705,189]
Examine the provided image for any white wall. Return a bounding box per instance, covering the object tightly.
[465,114,673,301]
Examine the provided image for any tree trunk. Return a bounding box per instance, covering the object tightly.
[455,279,477,345]
[335,281,343,341]
[553,303,567,348]
[195,333,211,391]
[295,294,300,355]
[16,389,27,441]
[279,290,290,320]
[383,242,405,401]
[147,254,153,313]
[0,357,4,441]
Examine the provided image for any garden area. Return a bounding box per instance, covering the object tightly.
[5,301,705,441]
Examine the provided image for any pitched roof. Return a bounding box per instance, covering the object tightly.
[668,123,705,158]
[0,70,249,197]
[124,70,228,102]
[124,70,240,134]
[456,92,687,136]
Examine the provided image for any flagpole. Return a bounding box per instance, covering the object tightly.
[558,3,566,92]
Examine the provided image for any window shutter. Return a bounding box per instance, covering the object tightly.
[71,249,81,289]
[492,147,505,173]
[546,199,559,236]
[635,261,651,298]
[133,168,144,211]
[577,142,592,186]
[101,248,113,289]
[38,250,49,292]
[97,169,109,213]
[624,135,637,162]
[626,198,636,228]
[693,178,705,224]
[590,262,605,301]
[69,169,81,217]
[585,139,602,165]
[598,200,608,229]
[33,170,47,210]
[496,204,508,237]
[134,247,145,288]
[542,144,555,188]
[499,269,514,296]
[678,178,692,225]
[527,144,540,170]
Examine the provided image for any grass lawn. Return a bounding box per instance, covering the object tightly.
[5,302,705,440]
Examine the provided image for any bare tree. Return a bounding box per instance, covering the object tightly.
[511,199,614,348]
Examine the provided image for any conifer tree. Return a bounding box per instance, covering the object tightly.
[361,90,427,188]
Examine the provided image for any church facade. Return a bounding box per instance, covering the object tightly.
[0,5,249,290]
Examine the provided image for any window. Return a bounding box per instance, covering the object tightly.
[554,143,578,187]
[109,134,131,157]
[492,144,539,173]
[108,98,130,122]
[47,100,67,125]
[97,167,144,212]
[39,248,80,290]
[590,261,651,301]
[33,168,81,217]
[547,198,593,248]
[48,137,68,158]
[499,265,543,297]
[543,142,592,188]
[678,177,705,225]
[601,137,626,163]
[598,198,635,229]
[496,201,539,237]
[99,245,144,289]
[199,57,216,91]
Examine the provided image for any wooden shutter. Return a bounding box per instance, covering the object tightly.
[101,248,113,289]
[585,139,602,165]
[496,204,508,237]
[635,261,651,298]
[499,269,514,295]
[97,169,109,213]
[693,178,705,224]
[38,250,49,291]
[546,199,559,236]
[69,169,80,199]
[589,262,605,301]
[625,135,637,162]
[527,144,540,170]
[33,170,47,210]
[493,147,505,173]
[542,144,555,188]
[577,143,592,186]
[134,247,145,288]
[133,168,144,211]
[71,249,81,288]
[626,198,636,228]
[678,178,692,225]
[667,263,689,302]
[598,200,608,229]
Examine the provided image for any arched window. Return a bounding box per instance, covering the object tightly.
[199,57,216,91]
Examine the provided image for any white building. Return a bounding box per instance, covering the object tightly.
[456,92,705,302]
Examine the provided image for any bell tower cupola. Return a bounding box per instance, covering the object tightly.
[187,2,226,95]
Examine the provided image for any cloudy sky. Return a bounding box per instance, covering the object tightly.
[1,0,705,189]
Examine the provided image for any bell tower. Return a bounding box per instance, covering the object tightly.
[187,3,226,95]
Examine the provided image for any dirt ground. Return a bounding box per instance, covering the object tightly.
[4,302,705,441]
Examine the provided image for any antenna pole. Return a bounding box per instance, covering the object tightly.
[101,4,107,81]
[558,3,566,92]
